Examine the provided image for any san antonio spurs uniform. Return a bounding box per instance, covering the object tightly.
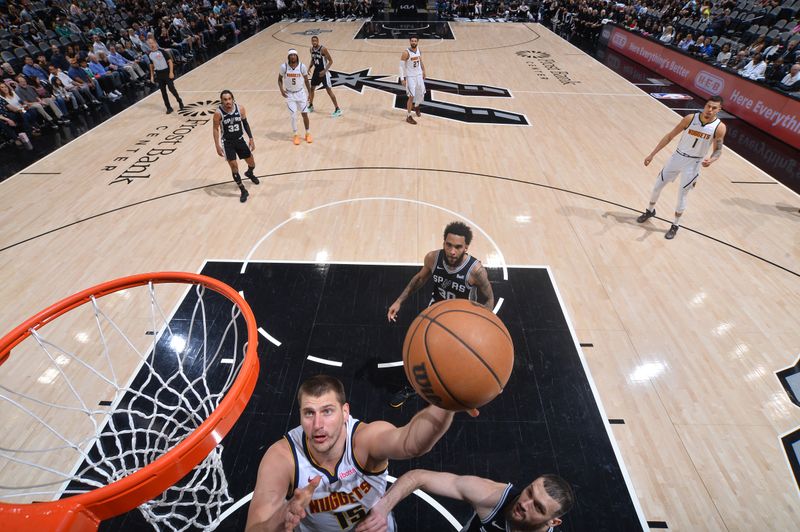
[404,47,425,105]
[430,250,479,305]
[217,103,251,161]
[281,61,309,114]
[285,416,396,532]
[462,484,554,532]
[658,112,721,208]
[310,45,331,89]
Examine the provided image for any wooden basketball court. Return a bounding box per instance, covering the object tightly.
[1,21,799,531]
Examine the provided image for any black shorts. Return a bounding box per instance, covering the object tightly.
[222,137,251,161]
[310,69,331,89]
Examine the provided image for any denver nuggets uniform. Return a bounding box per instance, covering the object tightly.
[653,112,721,212]
[430,250,479,304]
[281,61,309,114]
[662,113,720,190]
[285,416,396,532]
[404,47,425,105]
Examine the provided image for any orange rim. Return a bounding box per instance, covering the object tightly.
[0,272,259,529]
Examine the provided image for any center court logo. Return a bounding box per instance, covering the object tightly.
[177,99,221,117]
[694,71,725,95]
[611,33,627,48]
[292,28,333,36]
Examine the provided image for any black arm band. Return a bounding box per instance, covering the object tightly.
[242,118,252,138]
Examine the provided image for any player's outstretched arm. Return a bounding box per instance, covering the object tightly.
[387,250,436,321]
[356,404,457,466]
[356,470,506,531]
[470,262,494,310]
[246,440,316,532]
[644,113,692,165]
[702,122,726,167]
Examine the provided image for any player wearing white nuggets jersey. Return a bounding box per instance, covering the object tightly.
[399,36,426,125]
[637,96,727,239]
[246,375,474,532]
[278,49,312,145]
[285,416,395,532]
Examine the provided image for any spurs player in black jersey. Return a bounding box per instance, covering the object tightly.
[355,469,574,532]
[212,90,259,203]
[386,221,494,407]
[308,36,342,117]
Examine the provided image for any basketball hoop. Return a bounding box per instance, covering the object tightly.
[0,272,259,531]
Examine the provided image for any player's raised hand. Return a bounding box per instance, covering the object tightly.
[387,301,401,322]
[283,476,321,531]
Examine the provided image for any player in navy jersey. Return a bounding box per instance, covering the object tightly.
[212,90,259,202]
[355,469,574,532]
[308,36,342,117]
[386,221,494,407]
[245,375,476,532]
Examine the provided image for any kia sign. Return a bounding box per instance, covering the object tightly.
[605,24,800,149]
[694,71,725,95]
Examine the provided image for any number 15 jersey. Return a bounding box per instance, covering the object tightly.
[285,416,396,531]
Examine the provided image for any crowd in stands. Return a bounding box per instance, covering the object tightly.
[537,0,800,96]
[1,0,282,152]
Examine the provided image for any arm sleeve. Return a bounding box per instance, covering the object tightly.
[242,118,252,138]
[399,60,406,79]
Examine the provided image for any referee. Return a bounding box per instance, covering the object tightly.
[147,37,185,114]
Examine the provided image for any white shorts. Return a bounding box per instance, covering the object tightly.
[660,152,702,189]
[406,75,425,105]
[285,89,308,114]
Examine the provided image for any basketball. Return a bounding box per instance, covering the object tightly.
[402,299,514,411]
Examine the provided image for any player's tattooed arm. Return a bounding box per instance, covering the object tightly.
[472,264,495,311]
[703,122,726,166]
[711,138,723,159]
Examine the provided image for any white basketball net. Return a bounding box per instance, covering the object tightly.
[0,281,248,531]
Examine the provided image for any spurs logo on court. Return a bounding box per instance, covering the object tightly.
[291,28,333,36]
[328,69,529,125]
[516,50,550,59]
[176,99,221,117]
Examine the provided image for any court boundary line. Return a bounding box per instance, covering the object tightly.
[546,266,650,530]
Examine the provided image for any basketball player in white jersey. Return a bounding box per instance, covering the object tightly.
[386,222,494,408]
[308,36,342,117]
[278,49,312,145]
[399,36,425,125]
[636,95,727,239]
[245,375,475,532]
[355,469,574,532]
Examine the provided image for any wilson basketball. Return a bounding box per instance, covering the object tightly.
[402,299,514,411]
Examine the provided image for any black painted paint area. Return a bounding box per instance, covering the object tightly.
[354,20,454,40]
[99,262,642,531]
